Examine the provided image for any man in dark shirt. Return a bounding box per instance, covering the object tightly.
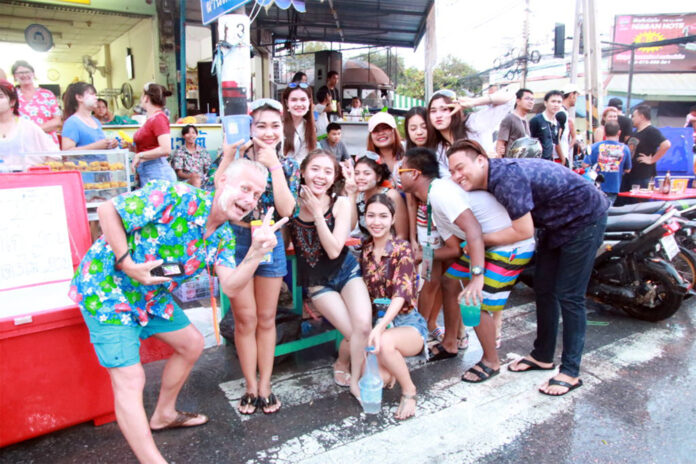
[447,142,609,397]
[317,71,342,120]
[607,97,634,144]
[529,90,563,161]
[621,104,671,191]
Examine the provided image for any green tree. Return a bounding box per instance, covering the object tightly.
[396,67,425,100]
[396,55,482,100]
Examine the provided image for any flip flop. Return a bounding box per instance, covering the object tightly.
[258,393,282,414]
[539,378,583,396]
[150,410,209,431]
[457,333,469,351]
[462,361,500,383]
[508,358,555,373]
[427,342,458,362]
[428,326,444,342]
[237,393,258,415]
[333,369,351,387]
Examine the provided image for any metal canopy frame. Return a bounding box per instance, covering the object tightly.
[184,0,434,49]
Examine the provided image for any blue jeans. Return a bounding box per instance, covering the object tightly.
[530,213,607,378]
[137,157,177,185]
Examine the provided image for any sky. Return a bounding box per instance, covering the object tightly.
[398,0,693,72]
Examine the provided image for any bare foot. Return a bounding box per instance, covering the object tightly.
[385,375,396,389]
[394,393,417,420]
[237,392,258,415]
[150,410,208,429]
[257,392,282,414]
[350,384,361,403]
[508,356,554,372]
[333,362,351,387]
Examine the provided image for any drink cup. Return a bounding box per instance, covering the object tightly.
[460,297,481,327]
[631,184,640,193]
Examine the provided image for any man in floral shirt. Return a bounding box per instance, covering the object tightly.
[69,154,287,463]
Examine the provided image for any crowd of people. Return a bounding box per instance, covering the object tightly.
[2,58,683,463]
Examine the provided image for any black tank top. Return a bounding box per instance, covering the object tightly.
[288,197,348,287]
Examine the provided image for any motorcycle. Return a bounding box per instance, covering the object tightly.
[520,208,690,322]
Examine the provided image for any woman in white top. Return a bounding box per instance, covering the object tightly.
[427,88,514,176]
[0,79,58,170]
[281,83,317,164]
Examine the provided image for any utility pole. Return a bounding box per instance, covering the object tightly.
[569,0,582,85]
[522,0,530,87]
[582,0,593,145]
[588,0,602,132]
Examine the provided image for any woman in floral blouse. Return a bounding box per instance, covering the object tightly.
[11,60,62,144]
[171,124,211,188]
[215,99,299,415]
[360,193,428,420]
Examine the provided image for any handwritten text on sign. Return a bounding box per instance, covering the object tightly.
[0,186,74,291]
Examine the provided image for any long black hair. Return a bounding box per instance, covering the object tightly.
[364,192,397,241]
[404,106,429,150]
[62,81,96,121]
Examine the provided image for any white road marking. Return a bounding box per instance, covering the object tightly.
[242,307,694,464]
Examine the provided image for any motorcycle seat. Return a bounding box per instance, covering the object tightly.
[605,213,661,232]
[608,201,666,216]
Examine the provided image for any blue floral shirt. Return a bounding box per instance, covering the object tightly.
[487,158,609,249]
[69,181,236,327]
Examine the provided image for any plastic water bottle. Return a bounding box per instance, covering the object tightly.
[359,347,383,414]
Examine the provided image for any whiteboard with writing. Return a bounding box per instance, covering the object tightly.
[0,186,74,290]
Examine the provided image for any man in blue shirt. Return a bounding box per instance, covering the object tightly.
[529,90,563,161]
[446,139,609,397]
[583,121,632,205]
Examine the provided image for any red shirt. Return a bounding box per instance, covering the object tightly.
[133,112,170,153]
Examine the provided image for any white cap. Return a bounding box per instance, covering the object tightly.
[562,83,581,96]
[368,112,397,132]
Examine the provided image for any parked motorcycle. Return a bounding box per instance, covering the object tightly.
[519,209,690,322]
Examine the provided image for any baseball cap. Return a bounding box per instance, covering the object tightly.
[562,83,580,96]
[367,112,397,132]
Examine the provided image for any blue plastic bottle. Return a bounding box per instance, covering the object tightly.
[359,347,383,414]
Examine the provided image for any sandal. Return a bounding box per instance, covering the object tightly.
[150,410,209,431]
[238,393,258,415]
[394,393,417,420]
[539,378,583,397]
[457,333,469,351]
[333,369,351,387]
[258,393,282,414]
[428,326,444,342]
[495,335,502,349]
[427,342,458,362]
[461,361,500,383]
[508,357,555,373]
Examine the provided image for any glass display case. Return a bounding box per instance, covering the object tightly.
[24,149,133,208]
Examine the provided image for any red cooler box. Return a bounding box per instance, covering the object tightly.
[0,172,115,447]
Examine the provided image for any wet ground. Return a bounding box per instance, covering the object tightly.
[2,283,696,464]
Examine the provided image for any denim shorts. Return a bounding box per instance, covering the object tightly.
[231,224,287,278]
[137,157,177,185]
[81,303,191,368]
[309,252,362,298]
[392,309,429,361]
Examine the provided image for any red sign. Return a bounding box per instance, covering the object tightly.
[612,14,696,73]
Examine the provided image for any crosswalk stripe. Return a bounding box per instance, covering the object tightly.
[242,308,694,464]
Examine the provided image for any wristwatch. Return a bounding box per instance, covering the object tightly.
[471,265,484,276]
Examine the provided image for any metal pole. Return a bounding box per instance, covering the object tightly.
[522,0,530,87]
[626,47,635,113]
[569,0,582,84]
[179,0,187,117]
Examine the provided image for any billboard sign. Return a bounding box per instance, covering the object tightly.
[612,14,696,73]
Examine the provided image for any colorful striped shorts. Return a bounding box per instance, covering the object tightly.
[445,239,535,312]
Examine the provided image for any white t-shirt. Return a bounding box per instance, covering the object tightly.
[557,108,570,160]
[467,99,515,155]
[428,178,531,249]
[0,117,59,170]
[287,120,308,164]
[435,143,451,179]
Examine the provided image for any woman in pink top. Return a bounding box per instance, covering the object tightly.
[11,60,62,144]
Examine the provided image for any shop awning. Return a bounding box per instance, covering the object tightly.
[186,0,434,49]
[606,73,696,102]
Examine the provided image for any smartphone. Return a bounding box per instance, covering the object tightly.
[151,262,185,277]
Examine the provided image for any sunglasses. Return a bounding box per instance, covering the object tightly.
[355,151,381,162]
[249,98,283,112]
[288,82,310,89]
[432,89,457,100]
[397,168,418,175]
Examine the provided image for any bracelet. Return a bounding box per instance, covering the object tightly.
[269,164,282,172]
[115,251,130,267]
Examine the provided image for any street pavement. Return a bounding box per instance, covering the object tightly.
[2,283,695,464]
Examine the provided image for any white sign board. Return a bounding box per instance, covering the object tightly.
[0,186,74,291]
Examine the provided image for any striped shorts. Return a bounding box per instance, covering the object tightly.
[445,239,535,312]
